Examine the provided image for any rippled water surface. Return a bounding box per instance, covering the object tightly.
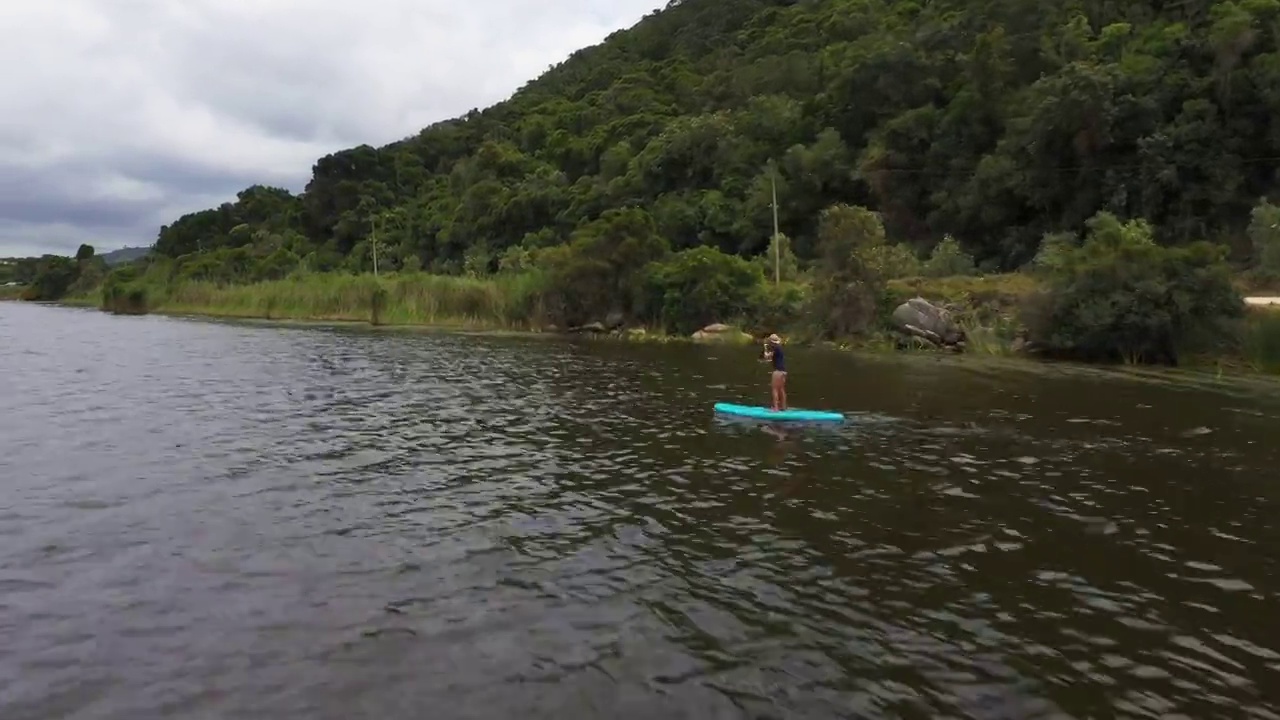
[3,302,1280,719]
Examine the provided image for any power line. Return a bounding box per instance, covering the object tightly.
[853,155,1280,178]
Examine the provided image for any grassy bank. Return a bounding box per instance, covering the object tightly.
[105,271,551,330]
[0,285,24,301]
[124,271,1280,376]
[56,294,99,307]
[93,265,1032,338]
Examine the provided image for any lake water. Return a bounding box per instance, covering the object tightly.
[2,301,1279,719]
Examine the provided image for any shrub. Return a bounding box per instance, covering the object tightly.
[745,281,809,336]
[23,255,79,300]
[641,246,765,334]
[861,243,921,279]
[1023,212,1243,365]
[922,235,977,277]
[754,232,800,283]
[1248,199,1280,276]
[807,204,887,338]
[101,265,150,314]
[1028,231,1078,276]
[253,247,301,281]
[1241,309,1280,374]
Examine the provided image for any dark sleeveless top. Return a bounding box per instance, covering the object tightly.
[768,342,785,371]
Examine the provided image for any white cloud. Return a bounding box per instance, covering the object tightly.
[0,0,662,257]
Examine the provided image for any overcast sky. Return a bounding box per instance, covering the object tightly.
[0,0,662,258]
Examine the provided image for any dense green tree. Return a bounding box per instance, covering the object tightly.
[535,206,669,325]
[809,204,889,337]
[641,245,765,333]
[1023,212,1244,364]
[24,256,79,300]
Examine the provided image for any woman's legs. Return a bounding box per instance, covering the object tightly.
[771,371,787,411]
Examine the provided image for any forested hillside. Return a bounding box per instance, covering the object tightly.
[148,0,1280,275]
[100,246,150,266]
[39,0,1274,370]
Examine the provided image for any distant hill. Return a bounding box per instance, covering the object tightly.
[100,246,151,266]
[149,0,1280,273]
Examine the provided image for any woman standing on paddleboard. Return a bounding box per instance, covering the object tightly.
[762,333,787,411]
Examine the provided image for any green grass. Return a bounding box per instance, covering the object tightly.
[956,316,1020,356]
[1242,306,1280,374]
[59,293,100,307]
[150,271,550,329]
[1236,268,1280,295]
[376,272,548,328]
[0,285,24,300]
[885,273,1039,322]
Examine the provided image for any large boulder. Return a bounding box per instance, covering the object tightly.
[891,297,966,349]
[567,311,626,334]
[692,323,752,344]
[567,321,607,333]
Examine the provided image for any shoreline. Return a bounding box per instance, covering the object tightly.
[31,296,1280,389]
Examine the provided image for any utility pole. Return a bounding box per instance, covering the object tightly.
[771,163,780,285]
[371,216,379,277]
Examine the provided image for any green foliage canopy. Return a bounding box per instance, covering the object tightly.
[1023,213,1244,364]
[137,0,1280,278]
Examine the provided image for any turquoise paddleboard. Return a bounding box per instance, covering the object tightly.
[713,402,844,422]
